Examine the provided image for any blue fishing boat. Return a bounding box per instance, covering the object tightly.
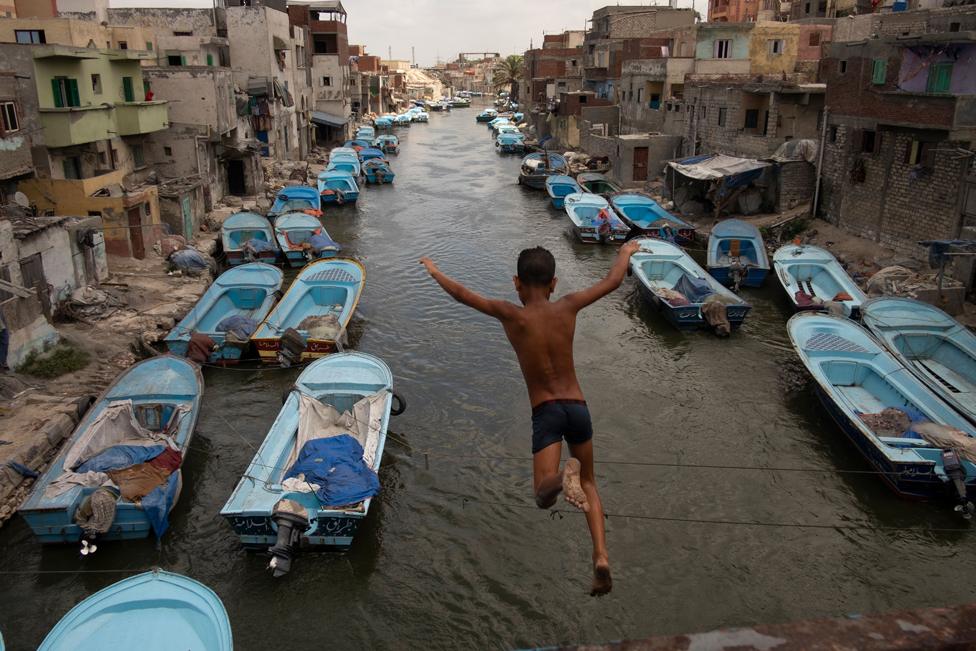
[38,570,232,651]
[495,132,525,154]
[326,157,362,178]
[512,111,524,122]
[518,152,568,189]
[164,263,283,364]
[220,211,278,266]
[577,172,622,197]
[862,297,976,426]
[358,147,386,163]
[414,110,429,123]
[788,312,976,512]
[269,185,321,219]
[374,134,399,154]
[476,108,498,122]
[252,258,365,363]
[488,117,511,134]
[630,238,751,333]
[773,244,866,318]
[707,218,770,289]
[221,352,402,574]
[363,158,395,184]
[19,355,203,543]
[374,115,394,129]
[610,192,696,244]
[545,174,582,209]
[496,124,521,139]
[343,139,371,151]
[563,192,629,245]
[355,125,376,140]
[394,113,412,127]
[274,212,340,268]
[317,170,360,205]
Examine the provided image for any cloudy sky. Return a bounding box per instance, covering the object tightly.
[108,0,705,66]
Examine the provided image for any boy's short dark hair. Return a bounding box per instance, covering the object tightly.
[517,247,556,286]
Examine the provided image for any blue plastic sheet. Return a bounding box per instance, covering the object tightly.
[284,434,379,507]
[169,248,209,274]
[245,238,276,253]
[142,471,180,538]
[75,445,167,473]
[308,233,341,254]
[674,275,715,303]
[216,315,258,340]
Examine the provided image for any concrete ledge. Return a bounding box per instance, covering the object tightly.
[550,602,976,650]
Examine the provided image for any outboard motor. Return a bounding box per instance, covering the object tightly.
[267,499,310,578]
[729,258,747,293]
[941,449,975,519]
[278,328,306,367]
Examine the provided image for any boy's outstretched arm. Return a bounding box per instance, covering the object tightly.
[563,241,641,311]
[420,257,514,319]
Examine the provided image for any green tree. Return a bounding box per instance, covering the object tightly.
[492,54,523,102]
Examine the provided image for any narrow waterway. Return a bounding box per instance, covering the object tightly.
[2,106,974,650]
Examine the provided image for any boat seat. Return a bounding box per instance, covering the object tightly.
[305,268,358,284]
[228,288,267,310]
[878,436,932,448]
[729,239,740,258]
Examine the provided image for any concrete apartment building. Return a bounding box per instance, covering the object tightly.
[522,31,584,108]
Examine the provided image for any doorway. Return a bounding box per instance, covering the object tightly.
[228,159,246,195]
[633,146,649,182]
[19,253,50,318]
[128,206,145,259]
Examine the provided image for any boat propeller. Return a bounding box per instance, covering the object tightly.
[267,499,310,578]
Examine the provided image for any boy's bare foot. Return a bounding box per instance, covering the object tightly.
[562,458,589,512]
[591,557,612,596]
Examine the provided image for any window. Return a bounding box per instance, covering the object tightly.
[570,59,577,66]
[118,41,128,50]
[1,101,19,133]
[322,76,332,86]
[871,58,887,85]
[839,60,847,74]
[131,144,145,168]
[146,41,153,51]
[950,22,961,32]
[637,87,643,103]
[122,76,135,102]
[699,105,706,118]
[718,107,727,126]
[809,32,821,46]
[713,39,732,59]
[91,74,102,95]
[805,2,811,11]
[829,125,837,143]
[744,109,759,129]
[207,53,214,66]
[173,30,193,36]
[768,39,784,55]
[15,29,45,44]
[164,146,173,156]
[860,129,877,153]
[926,62,952,93]
[649,93,661,109]
[905,140,934,166]
[167,54,184,66]
[62,157,81,179]
[51,78,80,108]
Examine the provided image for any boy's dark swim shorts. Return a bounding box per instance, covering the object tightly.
[531,399,593,454]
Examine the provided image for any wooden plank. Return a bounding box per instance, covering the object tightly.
[0,278,34,299]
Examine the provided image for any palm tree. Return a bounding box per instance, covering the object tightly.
[492,54,523,102]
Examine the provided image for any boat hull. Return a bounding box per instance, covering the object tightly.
[225,511,365,549]
[707,265,769,288]
[636,281,750,331]
[320,191,359,205]
[253,336,338,362]
[573,226,627,245]
[225,250,277,266]
[365,173,395,184]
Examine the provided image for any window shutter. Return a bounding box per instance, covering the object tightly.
[207,53,214,66]
[122,77,134,102]
[872,59,886,85]
[68,79,80,107]
[51,78,63,108]
[851,128,862,151]
[181,55,187,66]
[873,131,882,154]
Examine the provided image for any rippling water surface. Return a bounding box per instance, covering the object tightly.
[2,106,975,650]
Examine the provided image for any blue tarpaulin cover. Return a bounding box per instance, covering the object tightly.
[142,471,179,538]
[284,434,379,507]
[169,249,209,274]
[75,445,168,473]
[674,275,716,303]
[308,233,341,254]
[216,315,259,340]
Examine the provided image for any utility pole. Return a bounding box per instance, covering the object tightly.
[388,45,392,61]
[412,46,415,67]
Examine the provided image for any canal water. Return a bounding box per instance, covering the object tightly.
[2,107,974,650]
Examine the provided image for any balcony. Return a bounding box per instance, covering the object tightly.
[584,66,609,81]
[39,105,115,148]
[115,101,169,136]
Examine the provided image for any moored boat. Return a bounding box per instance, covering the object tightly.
[358,147,386,163]
[221,352,401,574]
[251,258,365,363]
[394,113,412,127]
[610,192,696,243]
[788,312,976,511]
[164,263,283,363]
[355,125,376,140]
[19,355,203,543]
[862,297,976,426]
[317,170,360,205]
[274,212,341,267]
[495,132,525,154]
[707,218,770,289]
[518,152,568,189]
[545,174,582,209]
[220,211,277,266]
[577,172,621,197]
[414,110,429,123]
[363,158,395,184]
[326,148,362,177]
[374,115,394,128]
[630,238,751,333]
[374,134,400,154]
[343,139,371,151]
[563,192,629,245]
[38,570,232,651]
[773,243,867,319]
[476,108,498,122]
[269,185,321,219]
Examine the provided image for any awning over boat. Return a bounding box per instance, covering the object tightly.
[311,111,348,128]
[668,154,770,183]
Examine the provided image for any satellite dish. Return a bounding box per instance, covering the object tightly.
[13,192,29,208]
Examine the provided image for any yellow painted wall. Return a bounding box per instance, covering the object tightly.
[749,22,800,76]
[0,17,155,51]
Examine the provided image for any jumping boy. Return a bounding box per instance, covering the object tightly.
[420,241,640,595]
